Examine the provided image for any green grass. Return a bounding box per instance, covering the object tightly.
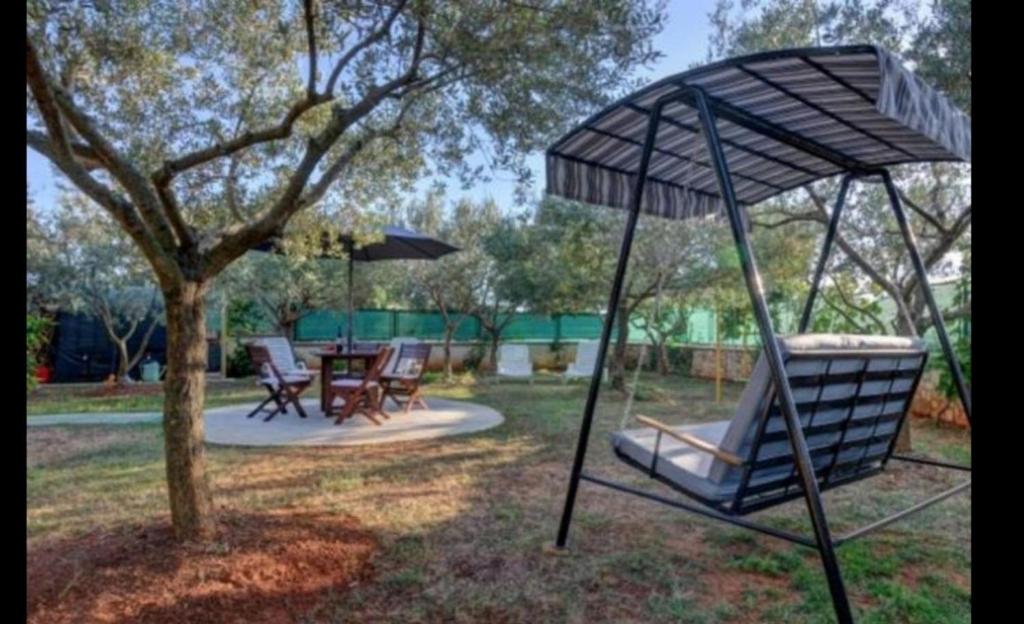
[26,372,970,622]
[26,380,265,415]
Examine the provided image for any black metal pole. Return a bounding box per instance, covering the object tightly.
[347,249,354,353]
[689,86,854,624]
[799,175,853,332]
[554,102,664,549]
[880,170,972,424]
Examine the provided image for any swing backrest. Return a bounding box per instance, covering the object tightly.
[716,334,928,514]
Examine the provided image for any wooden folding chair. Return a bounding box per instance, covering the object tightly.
[246,343,312,421]
[380,343,432,414]
[327,346,394,425]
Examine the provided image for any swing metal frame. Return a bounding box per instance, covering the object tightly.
[552,84,972,624]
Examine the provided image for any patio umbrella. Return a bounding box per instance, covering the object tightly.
[253,226,458,351]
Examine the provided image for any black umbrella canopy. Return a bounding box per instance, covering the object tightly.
[251,225,459,350]
[253,225,459,261]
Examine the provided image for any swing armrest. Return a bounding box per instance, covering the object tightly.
[635,415,743,466]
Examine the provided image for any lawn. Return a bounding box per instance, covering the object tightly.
[26,373,971,623]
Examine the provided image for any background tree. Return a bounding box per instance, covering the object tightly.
[406,195,499,380]
[220,252,349,340]
[27,0,666,538]
[30,196,164,383]
[475,214,546,369]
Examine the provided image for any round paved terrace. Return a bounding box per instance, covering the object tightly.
[207,397,503,447]
[30,397,505,447]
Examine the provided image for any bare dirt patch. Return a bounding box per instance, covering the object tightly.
[27,511,378,624]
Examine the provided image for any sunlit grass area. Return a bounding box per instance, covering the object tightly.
[27,374,970,622]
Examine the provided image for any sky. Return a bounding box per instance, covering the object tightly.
[25,0,720,215]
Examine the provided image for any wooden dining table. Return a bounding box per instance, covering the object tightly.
[317,349,382,412]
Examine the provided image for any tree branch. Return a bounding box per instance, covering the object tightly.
[202,20,429,277]
[26,39,182,283]
[325,0,409,95]
[26,130,104,171]
[818,291,870,333]
[153,94,330,185]
[303,0,318,98]
[805,186,916,332]
[897,189,947,233]
[827,273,888,334]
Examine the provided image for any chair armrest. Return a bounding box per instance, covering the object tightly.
[635,415,743,466]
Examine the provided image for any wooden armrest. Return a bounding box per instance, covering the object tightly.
[635,415,743,466]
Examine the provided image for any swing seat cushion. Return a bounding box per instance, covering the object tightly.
[611,421,737,502]
[611,333,928,510]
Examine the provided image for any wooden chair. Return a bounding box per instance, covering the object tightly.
[246,342,312,421]
[380,343,432,414]
[327,346,394,425]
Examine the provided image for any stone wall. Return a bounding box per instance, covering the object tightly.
[689,346,756,381]
[909,369,969,429]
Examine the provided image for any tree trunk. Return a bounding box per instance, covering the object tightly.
[161,281,215,541]
[488,331,500,372]
[114,337,132,382]
[656,338,670,376]
[892,312,917,453]
[610,303,630,392]
[443,326,454,382]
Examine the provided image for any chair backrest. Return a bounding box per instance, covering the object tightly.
[247,343,286,384]
[499,344,530,364]
[710,334,928,514]
[385,337,422,374]
[392,343,431,379]
[573,341,601,368]
[254,337,301,375]
[363,346,395,386]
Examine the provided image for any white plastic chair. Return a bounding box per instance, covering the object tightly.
[496,344,534,384]
[563,340,607,383]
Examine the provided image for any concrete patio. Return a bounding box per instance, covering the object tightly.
[203,397,504,447]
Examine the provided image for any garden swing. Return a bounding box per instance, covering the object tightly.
[546,45,971,624]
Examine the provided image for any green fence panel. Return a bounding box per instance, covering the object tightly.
[352,310,393,341]
[394,311,481,341]
[502,314,558,341]
[294,310,347,341]
[557,314,603,340]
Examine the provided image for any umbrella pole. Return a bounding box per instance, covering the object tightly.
[347,252,354,353]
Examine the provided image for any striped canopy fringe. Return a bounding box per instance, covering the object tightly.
[545,45,971,221]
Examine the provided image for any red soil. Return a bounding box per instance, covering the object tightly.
[27,511,378,624]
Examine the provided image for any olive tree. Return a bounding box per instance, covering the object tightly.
[29,196,164,383]
[406,194,499,380]
[27,0,666,539]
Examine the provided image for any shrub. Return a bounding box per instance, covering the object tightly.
[26,314,52,391]
[936,332,970,399]
[227,343,255,378]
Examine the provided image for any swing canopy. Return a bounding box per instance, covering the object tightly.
[545,45,971,219]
